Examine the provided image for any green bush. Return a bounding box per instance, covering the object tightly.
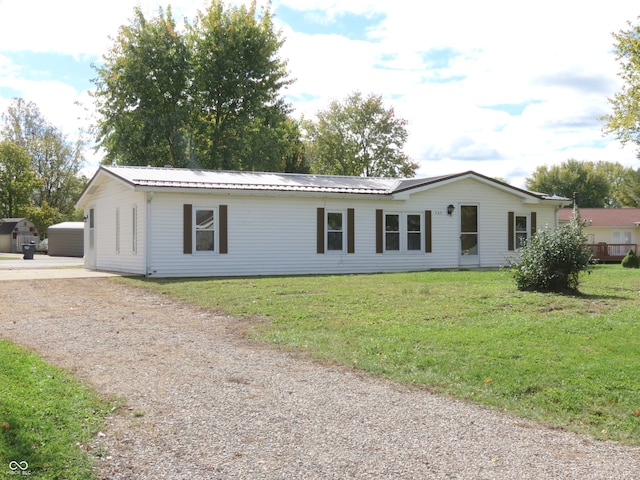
[621,249,640,268]
[510,215,593,292]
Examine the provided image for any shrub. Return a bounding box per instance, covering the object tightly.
[510,215,593,292]
[621,249,640,268]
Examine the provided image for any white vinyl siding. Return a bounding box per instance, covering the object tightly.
[85,173,561,277]
[83,176,146,275]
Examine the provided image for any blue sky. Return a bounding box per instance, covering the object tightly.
[0,0,638,186]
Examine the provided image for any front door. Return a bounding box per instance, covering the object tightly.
[460,205,479,266]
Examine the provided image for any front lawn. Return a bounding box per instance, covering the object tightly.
[123,265,640,444]
[0,340,114,479]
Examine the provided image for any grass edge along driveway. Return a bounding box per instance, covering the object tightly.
[0,340,115,480]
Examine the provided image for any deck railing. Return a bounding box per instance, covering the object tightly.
[587,243,637,262]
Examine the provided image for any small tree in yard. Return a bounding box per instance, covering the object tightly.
[510,215,593,292]
[621,249,640,268]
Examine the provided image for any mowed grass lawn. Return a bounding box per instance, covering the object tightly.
[0,340,114,479]
[124,265,640,444]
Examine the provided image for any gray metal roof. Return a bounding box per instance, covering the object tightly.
[102,166,403,195]
[91,165,567,201]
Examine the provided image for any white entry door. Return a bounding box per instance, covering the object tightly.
[460,205,480,266]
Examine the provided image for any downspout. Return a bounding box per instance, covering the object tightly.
[146,191,154,276]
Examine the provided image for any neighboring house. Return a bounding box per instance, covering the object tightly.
[75,166,569,277]
[47,222,85,257]
[0,218,40,254]
[558,208,640,262]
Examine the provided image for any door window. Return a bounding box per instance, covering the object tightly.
[461,206,478,256]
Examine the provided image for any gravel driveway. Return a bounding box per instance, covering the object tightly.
[1,277,639,479]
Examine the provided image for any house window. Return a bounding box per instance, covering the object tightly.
[381,212,422,252]
[385,214,400,251]
[194,208,216,252]
[407,214,422,251]
[184,204,227,255]
[317,208,354,254]
[612,231,632,244]
[327,212,344,251]
[515,215,527,248]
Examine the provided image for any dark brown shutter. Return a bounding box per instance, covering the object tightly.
[425,210,432,253]
[317,208,325,254]
[183,204,193,254]
[530,212,537,238]
[347,208,355,254]
[508,211,515,251]
[219,205,228,254]
[376,209,383,254]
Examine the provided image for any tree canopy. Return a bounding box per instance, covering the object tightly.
[523,159,640,208]
[0,99,87,233]
[0,141,40,218]
[92,1,303,172]
[304,92,417,177]
[601,17,640,156]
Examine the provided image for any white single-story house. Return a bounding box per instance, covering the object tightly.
[47,221,85,257]
[0,218,40,253]
[75,166,569,277]
[558,208,640,262]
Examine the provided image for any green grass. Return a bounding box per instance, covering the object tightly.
[0,340,114,479]
[121,265,640,444]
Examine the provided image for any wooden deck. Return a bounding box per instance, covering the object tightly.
[587,243,637,263]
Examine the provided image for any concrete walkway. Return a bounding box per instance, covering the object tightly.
[0,253,122,281]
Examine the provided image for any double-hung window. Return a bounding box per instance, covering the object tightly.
[195,207,216,252]
[515,215,527,248]
[317,208,354,254]
[327,211,344,251]
[383,212,423,252]
[407,214,422,251]
[184,204,227,255]
[385,214,400,251]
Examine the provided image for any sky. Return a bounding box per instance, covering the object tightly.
[0,0,639,187]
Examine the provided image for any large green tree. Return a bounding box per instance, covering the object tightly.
[617,167,640,207]
[525,159,611,208]
[593,160,633,207]
[0,141,40,218]
[92,1,299,172]
[305,92,418,177]
[187,1,293,170]
[601,18,640,156]
[1,99,86,217]
[93,6,190,167]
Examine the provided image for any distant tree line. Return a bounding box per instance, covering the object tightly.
[525,159,640,208]
[0,99,87,236]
